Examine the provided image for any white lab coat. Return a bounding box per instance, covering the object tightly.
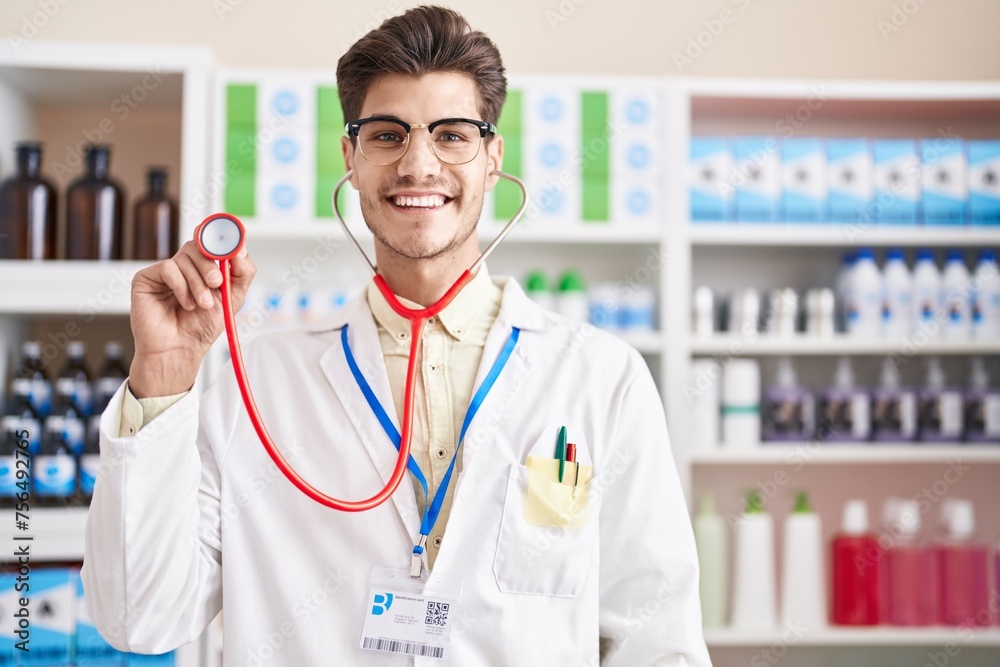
[82,276,710,666]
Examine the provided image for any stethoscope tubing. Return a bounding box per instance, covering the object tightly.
[202,168,528,512]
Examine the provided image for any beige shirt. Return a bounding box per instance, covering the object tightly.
[366,266,501,568]
[120,267,501,570]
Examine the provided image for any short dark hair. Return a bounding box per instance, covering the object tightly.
[336,5,507,126]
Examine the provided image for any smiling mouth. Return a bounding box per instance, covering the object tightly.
[388,194,453,210]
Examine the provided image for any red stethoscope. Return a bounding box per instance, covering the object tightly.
[195,169,528,513]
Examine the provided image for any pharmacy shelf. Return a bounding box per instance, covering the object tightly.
[0,260,150,315]
[0,506,88,562]
[689,334,1000,357]
[614,330,663,354]
[703,627,1000,648]
[687,224,1000,247]
[690,445,1000,466]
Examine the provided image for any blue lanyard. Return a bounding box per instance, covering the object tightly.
[341,324,520,561]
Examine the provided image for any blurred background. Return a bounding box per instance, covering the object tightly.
[1,1,999,666]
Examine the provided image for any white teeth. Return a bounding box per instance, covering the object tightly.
[392,195,446,208]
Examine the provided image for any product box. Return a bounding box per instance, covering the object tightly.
[1,571,19,666]
[781,138,827,223]
[873,139,920,225]
[523,84,581,224]
[733,136,781,222]
[968,140,1000,225]
[921,138,968,225]
[20,567,75,666]
[827,138,873,223]
[689,137,733,221]
[610,90,660,227]
[76,571,129,665]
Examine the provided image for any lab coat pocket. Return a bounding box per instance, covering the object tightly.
[493,463,597,597]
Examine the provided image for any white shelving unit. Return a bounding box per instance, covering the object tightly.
[0,41,213,667]
[668,78,1000,667]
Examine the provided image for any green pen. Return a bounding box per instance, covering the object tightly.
[556,426,567,483]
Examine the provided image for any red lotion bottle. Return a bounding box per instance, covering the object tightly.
[832,499,881,625]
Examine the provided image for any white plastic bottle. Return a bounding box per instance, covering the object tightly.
[731,490,777,631]
[846,248,882,339]
[911,249,942,334]
[881,248,913,340]
[941,250,971,341]
[835,251,857,333]
[556,270,589,323]
[693,494,727,628]
[782,491,826,630]
[971,250,1000,340]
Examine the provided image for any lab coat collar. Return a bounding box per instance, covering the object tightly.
[306,275,541,550]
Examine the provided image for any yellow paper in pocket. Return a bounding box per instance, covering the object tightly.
[523,455,593,528]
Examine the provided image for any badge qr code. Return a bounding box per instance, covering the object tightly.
[426,601,450,627]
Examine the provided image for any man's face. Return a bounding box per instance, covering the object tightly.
[342,72,504,262]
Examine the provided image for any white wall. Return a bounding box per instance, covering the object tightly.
[2,0,998,80]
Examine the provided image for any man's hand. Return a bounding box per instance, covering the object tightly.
[128,234,256,398]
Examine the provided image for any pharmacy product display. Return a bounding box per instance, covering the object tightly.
[696,355,999,445]
[689,136,1000,225]
[0,566,176,665]
[221,74,661,228]
[704,495,998,631]
[694,248,1000,342]
[0,142,57,259]
[0,142,179,261]
[1,340,131,507]
[523,269,656,332]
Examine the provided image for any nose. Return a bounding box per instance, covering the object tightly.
[396,130,442,181]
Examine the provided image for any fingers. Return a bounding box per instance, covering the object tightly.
[228,247,258,306]
[139,240,227,311]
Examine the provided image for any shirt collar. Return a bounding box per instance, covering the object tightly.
[366,265,500,342]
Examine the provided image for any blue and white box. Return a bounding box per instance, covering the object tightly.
[76,572,128,665]
[968,140,1000,226]
[827,138,873,223]
[1,572,19,666]
[689,137,733,221]
[873,139,920,225]
[733,136,781,222]
[921,138,967,225]
[781,138,827,222]
[20,568,75,666]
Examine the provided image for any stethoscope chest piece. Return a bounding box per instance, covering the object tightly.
[196,213,246,261]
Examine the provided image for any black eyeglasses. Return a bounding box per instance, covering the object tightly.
[345,117,496,165]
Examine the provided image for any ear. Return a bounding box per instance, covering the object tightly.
[341,135,360,190]
[483,134,504,192]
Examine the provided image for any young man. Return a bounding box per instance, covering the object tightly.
[82,6,710,665]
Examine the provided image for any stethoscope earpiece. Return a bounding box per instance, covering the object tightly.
[196,213,246,262]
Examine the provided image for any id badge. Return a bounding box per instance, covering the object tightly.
[360,565,462,660]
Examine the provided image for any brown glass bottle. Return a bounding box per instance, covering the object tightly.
[0,142,57,260]
[132,167,179,261]
[65,144,125,260]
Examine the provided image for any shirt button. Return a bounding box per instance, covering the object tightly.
[129,426,135,435]
[432,535,443,548]
[397,331,408,340]
[435,448,448,459]
[428,317,437,325]
[428,363,439,373]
